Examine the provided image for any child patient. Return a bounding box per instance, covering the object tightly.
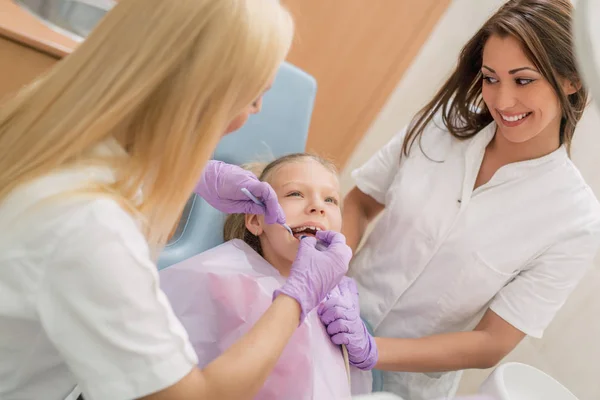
[160,153,369,399]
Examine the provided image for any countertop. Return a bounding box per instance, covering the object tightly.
[0,0,78,58]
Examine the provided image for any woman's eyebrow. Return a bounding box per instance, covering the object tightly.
[508,66,539,74]
[482,65,539,74]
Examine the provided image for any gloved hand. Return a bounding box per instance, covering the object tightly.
[194,160,285,225]
[274,230,352,323]
[318,277,378,370]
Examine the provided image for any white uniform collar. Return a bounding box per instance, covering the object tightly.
[90,137,128,158]
[469,122,568,173]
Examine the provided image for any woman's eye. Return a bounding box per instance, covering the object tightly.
[516,78,535,86]
[325,197,339,205]
[483,76,498,84]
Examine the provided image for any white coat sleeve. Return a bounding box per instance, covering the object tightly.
[36,199,198,400]
[351,125,409,205]
[490,224,600,338]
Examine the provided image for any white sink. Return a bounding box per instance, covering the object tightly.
[479,362,578,400]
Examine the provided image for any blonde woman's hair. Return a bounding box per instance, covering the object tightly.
[0,0,294,248]
[223,153,338,256]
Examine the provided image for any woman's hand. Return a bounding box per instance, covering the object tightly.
[274,231,352,322]
[318,277,378,370]
[194,160,285,224]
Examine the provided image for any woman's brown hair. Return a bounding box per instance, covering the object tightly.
[223,153,337,255]
[402,0,587,159]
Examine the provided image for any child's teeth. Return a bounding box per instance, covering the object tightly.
[292,225,322,232]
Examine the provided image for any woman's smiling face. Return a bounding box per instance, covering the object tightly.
[481,34,577,146]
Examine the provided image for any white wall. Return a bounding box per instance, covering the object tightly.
[341,0,600,398]
[340,0,507,192]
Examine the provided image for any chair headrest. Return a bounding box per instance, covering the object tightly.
[157,62,317,270]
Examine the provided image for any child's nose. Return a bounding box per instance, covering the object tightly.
[309,207,325,215]
[307,200,326,215]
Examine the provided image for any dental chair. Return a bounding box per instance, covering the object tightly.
[156,62,384,393]
[157,61,317,270]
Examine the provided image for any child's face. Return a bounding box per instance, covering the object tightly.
[245,158,342,272]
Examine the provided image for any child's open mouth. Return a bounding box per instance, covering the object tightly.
[291,225,322,240]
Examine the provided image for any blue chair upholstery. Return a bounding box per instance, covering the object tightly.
[157,62,317,270]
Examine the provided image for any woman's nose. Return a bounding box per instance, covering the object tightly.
[496,84,517,109]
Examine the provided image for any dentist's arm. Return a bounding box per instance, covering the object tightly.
[342,187,384,253]
[374,310,525,372]
[143,294,302,400]
[145,231,353,400]
[319,284,524,374]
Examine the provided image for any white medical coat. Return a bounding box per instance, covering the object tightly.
[349,116,600,400]
[0,141,198,400]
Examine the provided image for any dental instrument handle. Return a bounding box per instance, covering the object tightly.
[309,235,349,383]
[299,236,328,251]
[342,344,351,387]
[240,187,262,205]
[240,188,293,235]
[315,240,328,251]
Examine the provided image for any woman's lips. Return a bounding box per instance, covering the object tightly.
[498,110,532,128]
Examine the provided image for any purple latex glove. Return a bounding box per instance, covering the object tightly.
[194,160,285,225]
[274,230,352,323]
[318,277,378,370]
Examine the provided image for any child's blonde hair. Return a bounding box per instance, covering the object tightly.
[223,153,338,255]
[0,0,294,248]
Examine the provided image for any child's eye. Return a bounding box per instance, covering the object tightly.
[516,78,535,86]
[286,191,302,198]
[482,75,498,84]
[325,197,339,205]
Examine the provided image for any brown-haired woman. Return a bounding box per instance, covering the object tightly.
[317,1,600,399]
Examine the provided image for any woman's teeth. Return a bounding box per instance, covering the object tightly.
[500,112,530,122]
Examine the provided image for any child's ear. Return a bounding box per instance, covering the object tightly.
[245,214,263,236]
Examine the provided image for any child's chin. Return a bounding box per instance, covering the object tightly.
[287,241,301,260]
